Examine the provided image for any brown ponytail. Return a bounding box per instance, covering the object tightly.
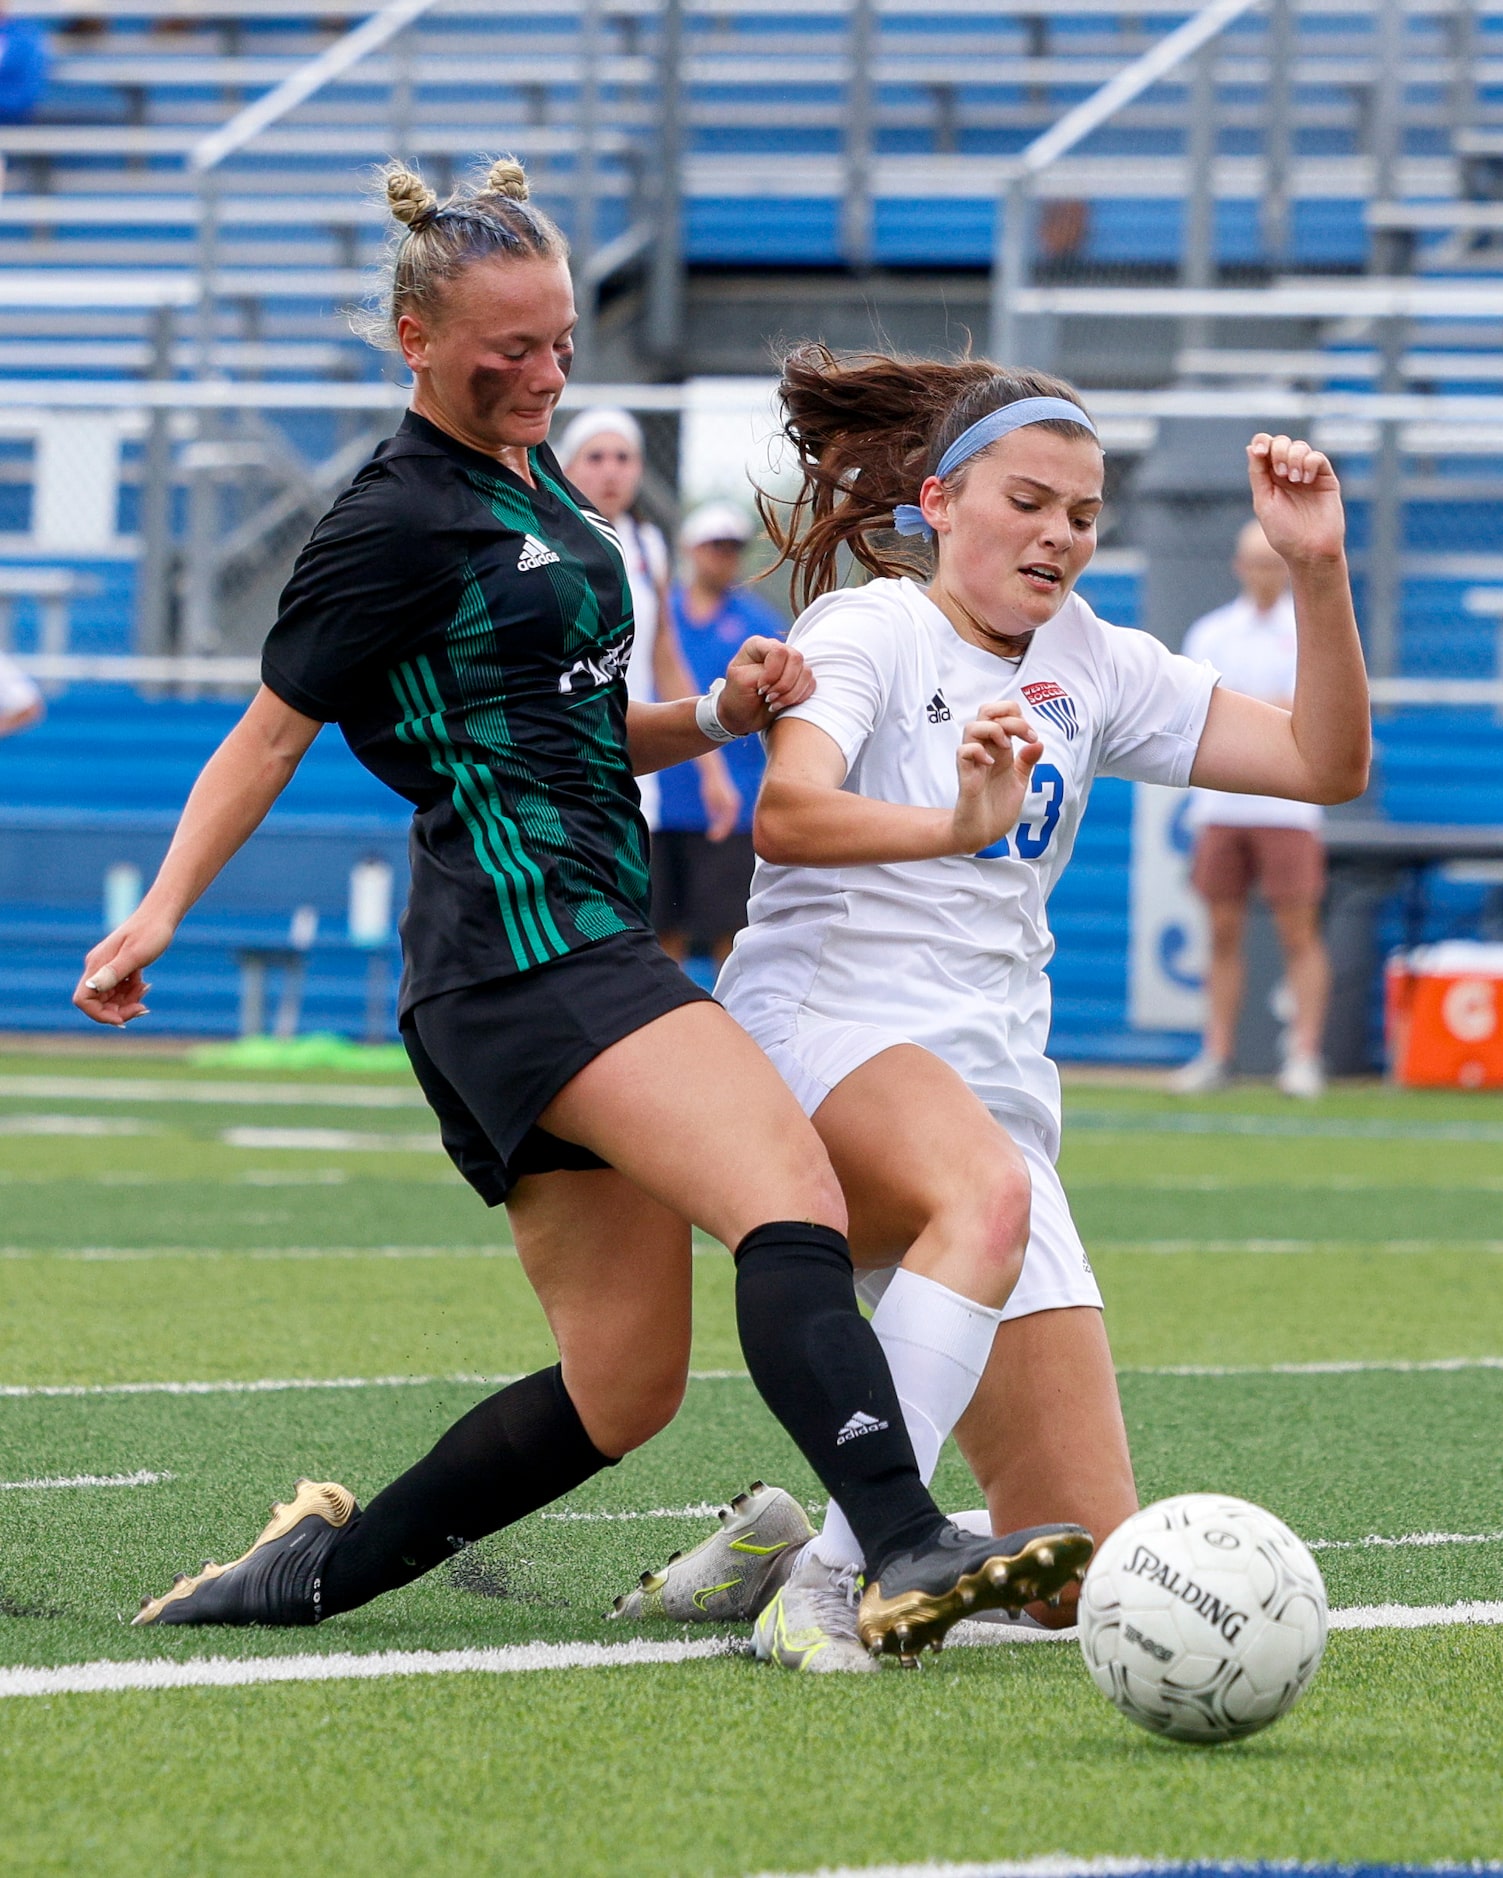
[756,344,1096,612]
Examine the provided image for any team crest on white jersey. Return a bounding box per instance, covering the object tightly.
[518,533,561,572]
[1021,679,1080,741]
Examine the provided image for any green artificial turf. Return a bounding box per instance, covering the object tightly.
[2,1055,1502,1875]
[3,1630,1503,1878]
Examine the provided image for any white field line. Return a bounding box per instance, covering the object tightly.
[1309,1528,1503,1552]
[540,1502,722,1522]
[0,1636,740,1701]
[1067,1174,1503,1192]
[534,1508,1502,1552]
[0,1075,427,1110]
[0,1470,172,1492]
[1329,1599,1503,1631]
[3,1601,1503,1704]
[0,1370,749,1400]
[2,1243,1495,1264]
[0,1373,519,1400]
[1,1444,1465,1557]
[1120,1355,1503,1376]
[221,1127,443,1153]
[1098,1240,1503,1255]
[0,1115,164,1137]
[7,1356,1503,1398]
[0,1244,732,1261]
[0,1445,1489,1555]
[752,1858,1503,1878]
[1069,1108,1503,1144]
[0,1246,519,1262]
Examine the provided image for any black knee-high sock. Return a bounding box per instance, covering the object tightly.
[319,1365,613,1616]
[735,1221,945,1575]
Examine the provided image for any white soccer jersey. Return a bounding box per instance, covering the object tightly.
[716,577,1218,1157]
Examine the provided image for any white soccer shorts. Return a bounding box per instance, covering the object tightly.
[732,1003,1102,1322]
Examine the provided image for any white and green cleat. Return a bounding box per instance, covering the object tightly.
[752,1544,876,1674]
[608,1482,813,1624]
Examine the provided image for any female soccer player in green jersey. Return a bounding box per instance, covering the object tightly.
[72,161,1090,1659]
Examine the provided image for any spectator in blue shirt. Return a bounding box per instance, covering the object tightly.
[653,502,786,965]
[0,14,49,123]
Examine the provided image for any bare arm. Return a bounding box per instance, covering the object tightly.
[754,705,1044,867]
[627,635,812,775]
[651,592,697,703]
[72,685,322,1026]
[649,593,741,840]
[1189,434,1370,806]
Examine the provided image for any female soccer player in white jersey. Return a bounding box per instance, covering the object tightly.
[611,346,1369,1671]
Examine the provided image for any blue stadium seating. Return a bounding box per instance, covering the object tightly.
[0,693,406,1036]
[7,576,1498,1057]
[2,6,1502,1059]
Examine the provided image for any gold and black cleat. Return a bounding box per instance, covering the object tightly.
[857,1521,1094,1666]
[132,1479,358,1627]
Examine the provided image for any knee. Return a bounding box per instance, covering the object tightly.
[732,1152,848,1247]
[569,1362,687,1459]
[806,1159,849,1238]
[941,1153,1031,1300]
[1208,905,1244,951]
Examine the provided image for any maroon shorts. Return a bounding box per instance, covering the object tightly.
[1190,825,1326,906]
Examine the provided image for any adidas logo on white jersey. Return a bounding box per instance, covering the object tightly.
[927,690,951,724]
[835,1408,890,1445]
[517,533,560,572]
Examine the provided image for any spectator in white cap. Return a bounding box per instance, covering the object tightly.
[654,501,787,968]
[559,409,738,840]
[0,646,43,740]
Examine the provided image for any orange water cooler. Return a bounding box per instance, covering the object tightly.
[1385,943,1503,1089]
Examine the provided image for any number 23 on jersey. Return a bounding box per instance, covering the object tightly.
[976,763,1066,861]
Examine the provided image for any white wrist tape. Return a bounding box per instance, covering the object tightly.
[694,677,739,744]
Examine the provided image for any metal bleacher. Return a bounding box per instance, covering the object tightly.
[3,1,1503,1050]
[6,0,1501,378]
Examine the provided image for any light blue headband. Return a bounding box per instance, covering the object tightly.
[892,396,1098,540]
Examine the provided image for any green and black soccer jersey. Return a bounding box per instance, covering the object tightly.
[261,410,652,1013]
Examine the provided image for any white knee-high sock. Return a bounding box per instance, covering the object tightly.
[811,1267,1004,1570]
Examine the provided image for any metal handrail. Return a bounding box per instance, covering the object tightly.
[188,0,442,175]
[990,0,1265,358]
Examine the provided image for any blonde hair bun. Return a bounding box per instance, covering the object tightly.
[484,155,529,201]
[385,165,438,227]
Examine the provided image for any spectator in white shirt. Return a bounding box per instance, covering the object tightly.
[1171,520,1329,1098]
[0,648,43,740]
[557,407,739,842]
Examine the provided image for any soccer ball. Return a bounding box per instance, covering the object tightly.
[1077,1493,1327,1744]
